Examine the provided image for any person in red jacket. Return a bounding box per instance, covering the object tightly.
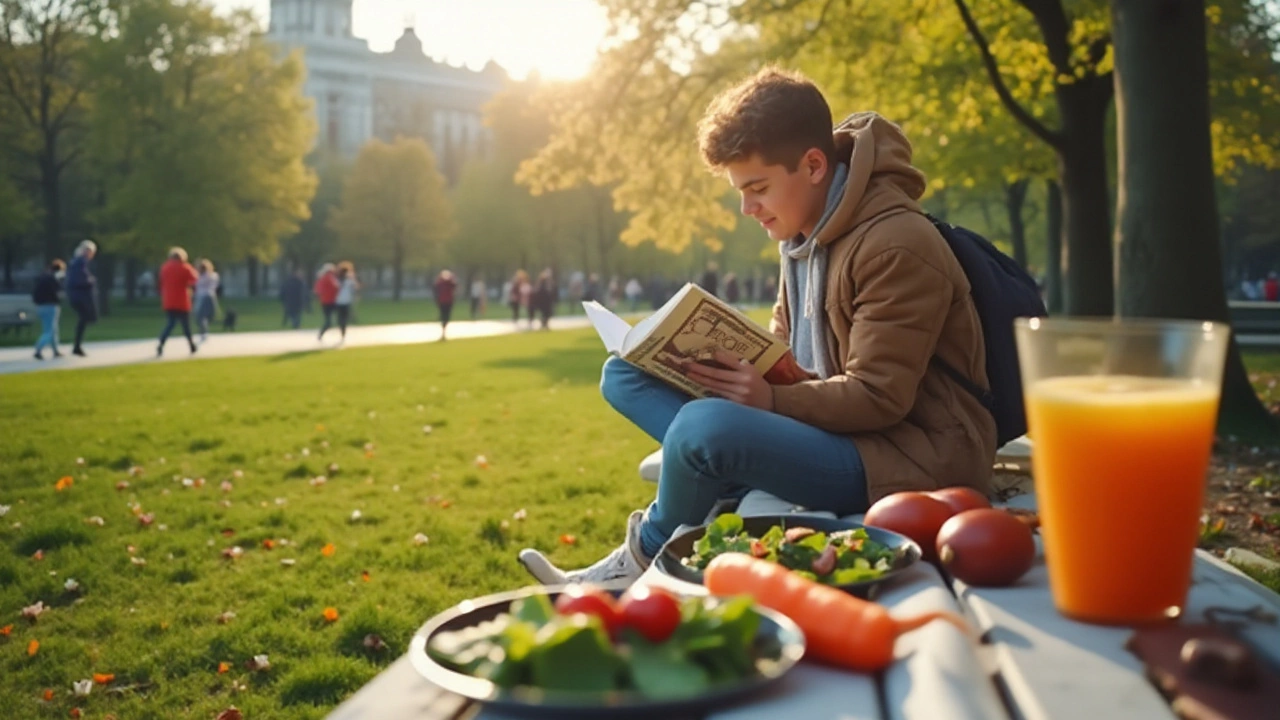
[433,269,458,341]
[314,263,340,340]
[156,247,199,356]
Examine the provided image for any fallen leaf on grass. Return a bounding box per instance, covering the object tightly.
[221,547,244,560]
[75,457,85,466]
[323,607,339,622]
[85,516,104,526]
[64,579,80,593]
[0,504,8,516]
[215,611,236,624]
[0,624,12,636]
[22,602,45,621]
[32,549,44,561]
[41,689,53,701]
[70,708,82,718]
[28,639,39,656]
[474,455,489,468]
[138,513,155,527]
[262,539,275,550]
[309,476,327,487]
[350,509,362,522]
[280,558,296,567]
[513,508,527,521]
[93,673,114,685]
[321,543,336,557]
[216,707,243,720]
[218,662,230,674]
[55,476,73,491]
[220,481,233,493]
[246,654,270,672]
[128,466,144,477]
[361,570,371,582]
[412,533,429,546]
[73,679,91,697]
[363,634,387,652]
[438,500,452,509]
[559,534,577,545]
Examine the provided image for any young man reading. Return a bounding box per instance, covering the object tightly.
[520,67,995,585]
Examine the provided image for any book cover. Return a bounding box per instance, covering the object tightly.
[583,283,809,397]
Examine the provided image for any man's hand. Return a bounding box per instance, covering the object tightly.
[682,349,774,411]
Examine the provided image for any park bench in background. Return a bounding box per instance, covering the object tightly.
[0,295,36,338]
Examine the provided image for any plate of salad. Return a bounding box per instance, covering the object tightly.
[409,583,805,717]
[654,513,922,599]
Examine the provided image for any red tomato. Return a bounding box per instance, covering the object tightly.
[926,487,992,516]
[864,491,954,562]
[554,585,621,637]
[936,508,1036,587]
[617,585,682,643]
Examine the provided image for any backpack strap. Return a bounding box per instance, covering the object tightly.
[931,356,995,413]
[921,212,996,413]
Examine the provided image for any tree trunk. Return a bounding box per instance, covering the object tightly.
[97,252,115,317]
[247,256,260,297]
[1111,0,1275,441]
[392,243,404,301]
[1045,179,1064,313]
[1005,179,1029,269]
[125,256,138,303]
[40,151,62,263]
[2,242,14,291]
[1056,82,1114,316]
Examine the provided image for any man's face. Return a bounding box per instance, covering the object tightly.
[725,150,830,242]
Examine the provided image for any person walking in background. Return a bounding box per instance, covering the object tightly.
[136,269,154,299]
[32,259,65,360]
[508,269,529,324]
[469,275,486,319]
[567,271,585,314]
[434,269,459,341]
[194,259,220,342]
[315,263,339,340]
[723,272,741,306]
[532,269,556,330]
[625,278,643,311]
[700,261,720,297]
[584,273,601,305]
[156,247,199,357]
[280,269,305,328]
[66,240,98,357]
[333,261,359,344]
[1266,272,1279,302]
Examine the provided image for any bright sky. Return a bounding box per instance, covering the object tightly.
[211,0,609,80]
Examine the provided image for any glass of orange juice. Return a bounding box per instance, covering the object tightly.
[1014,317,1229,625]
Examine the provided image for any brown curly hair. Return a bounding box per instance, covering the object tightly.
[697,67,836,172]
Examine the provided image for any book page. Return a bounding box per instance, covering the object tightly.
[582,301,631,355]
[623,284,790,394]
[621,283,692,356]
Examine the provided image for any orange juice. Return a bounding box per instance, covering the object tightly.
[1026,375,1219,624]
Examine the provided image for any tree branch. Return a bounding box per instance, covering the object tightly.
[952,0,1063,150]
[1013,0,1072,74]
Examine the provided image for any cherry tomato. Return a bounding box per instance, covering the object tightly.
[864,491,954,562]
[926,487,992,516]
[554,585,621,637]
[617,585,682,643]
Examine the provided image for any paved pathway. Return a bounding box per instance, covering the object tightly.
[0,316,596,376]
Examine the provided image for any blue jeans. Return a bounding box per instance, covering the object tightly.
[34,304,60,354]
[599,357,869,558]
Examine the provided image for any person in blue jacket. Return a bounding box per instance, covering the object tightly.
[65,240,98,357]
[31,259,65,360]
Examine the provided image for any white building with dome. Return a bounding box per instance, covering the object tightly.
[267,0,504,181]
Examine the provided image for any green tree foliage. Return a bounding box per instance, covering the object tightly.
[0,0,103,261]
[329,136,453,300]
[281,153,346,275]
[86,0,315,266]
[520,0,1279,315]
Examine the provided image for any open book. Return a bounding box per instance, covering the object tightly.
[583,282,810,397]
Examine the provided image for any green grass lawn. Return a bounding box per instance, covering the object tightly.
[0,296,585,348]
[0,328,658,718]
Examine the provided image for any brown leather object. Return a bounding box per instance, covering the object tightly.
[1125,623,1280,720]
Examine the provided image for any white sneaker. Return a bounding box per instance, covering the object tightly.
[518,510,650,586]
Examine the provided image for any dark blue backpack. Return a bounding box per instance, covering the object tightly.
[926,214,1047,447]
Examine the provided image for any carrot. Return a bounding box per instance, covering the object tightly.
[704,553,970,672]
